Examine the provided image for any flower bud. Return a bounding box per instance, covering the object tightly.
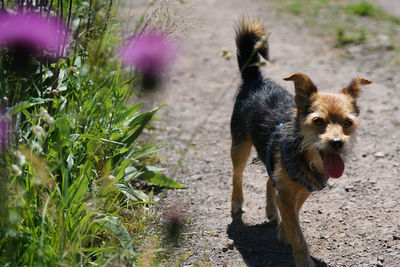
[32,125,44,138]
[11,164,22,175]
[13,150,26,166]
[42,114,54,124]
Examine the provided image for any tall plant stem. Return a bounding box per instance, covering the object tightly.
[58,0,63,58]
[61,0,72,57]
[103,0,113,32]
[86,0,93,47]
[46,0,54,20]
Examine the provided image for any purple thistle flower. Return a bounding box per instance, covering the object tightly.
[120,31,177,79]
[0,12,67,57]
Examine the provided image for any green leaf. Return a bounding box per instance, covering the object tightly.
[145,166,165,172]
[114,183,150,202]
[67,173,89,206]
[67,152,74,172]
[10,98,53,114]
[114,103,142,126]
[118,106,163,146]
[115,159,132,181]
[123,165,141,183]
[94,216,136,264]
[139,170,185,189]
[55,115,71,138]
[133,146,166,160]
[74,56,82,68]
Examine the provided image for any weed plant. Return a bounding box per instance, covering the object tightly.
[0,0,183,265]
[271,0,400,48]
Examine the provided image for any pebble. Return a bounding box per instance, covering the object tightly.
[345,185,356,192]
[374,151,385,158]
[320,234,331,240]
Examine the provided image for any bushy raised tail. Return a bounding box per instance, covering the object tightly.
[235,17,269,81]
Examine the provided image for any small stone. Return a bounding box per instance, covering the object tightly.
[374,151,385,158]
[227,243,234,250]
[320,234,331,240]
[318,209,323,214]
[222,247,228,252]
[393,235,400,240]
[345,185,355,192]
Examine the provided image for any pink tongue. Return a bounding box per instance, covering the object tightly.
[323,152,345,178]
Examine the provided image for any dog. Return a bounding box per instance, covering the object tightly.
[230,18,371,267]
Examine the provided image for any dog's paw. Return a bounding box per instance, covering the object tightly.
[231,200,244,214]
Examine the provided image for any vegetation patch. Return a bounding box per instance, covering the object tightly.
[336,27,367,47]
[0,0,186,265]
[270,0,400,48]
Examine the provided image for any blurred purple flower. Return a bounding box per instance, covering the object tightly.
[120,32,177,78]
[0,12,66,56]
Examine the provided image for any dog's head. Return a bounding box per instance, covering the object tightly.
[284,73,371,178]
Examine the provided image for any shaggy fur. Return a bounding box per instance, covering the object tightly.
[230,17,371,267]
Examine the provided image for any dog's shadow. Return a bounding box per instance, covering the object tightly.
[227,213,328,267]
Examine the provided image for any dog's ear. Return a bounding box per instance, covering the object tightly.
[341,77,372,115]
[284,73,317,115]
[341,78,372,99]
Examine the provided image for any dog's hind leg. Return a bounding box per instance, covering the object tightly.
[231,136,252,214]
[266,179,280,226]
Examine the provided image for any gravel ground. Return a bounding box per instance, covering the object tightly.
[373,0,400,17]
[150,0,400,266]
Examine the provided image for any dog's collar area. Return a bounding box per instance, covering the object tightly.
[266,123,329,192]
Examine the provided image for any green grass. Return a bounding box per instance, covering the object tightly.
[270,0,400,48]
[336,27,367,47]
[346,1,400,24]
[345,1,380,16]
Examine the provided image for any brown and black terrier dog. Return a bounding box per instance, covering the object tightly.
[230,18,371,267]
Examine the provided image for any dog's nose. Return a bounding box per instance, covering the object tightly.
[329,138,344,150]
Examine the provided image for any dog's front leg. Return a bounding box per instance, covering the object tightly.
[277,192,314,267]
[266,178,280,225]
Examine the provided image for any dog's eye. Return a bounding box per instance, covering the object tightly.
[313,118,325,127]
[344,119,353,127]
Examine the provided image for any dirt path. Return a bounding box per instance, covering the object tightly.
[373,0,400,17]
[155,0,400,266]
